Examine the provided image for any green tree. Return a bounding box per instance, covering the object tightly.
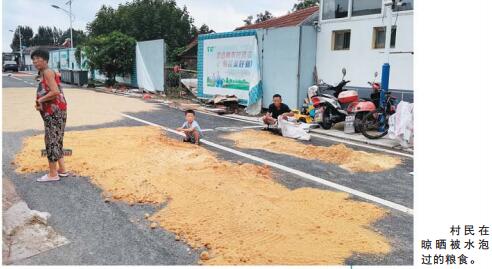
[80,31,136,86]
[243,15,253,26]
[197,24,214,34]
[292,0,320,11]
[32,26,64,46]
[87,0,195,61]
[60,28,87,47]
[86,5,119,37]
[255,11,274,23]
[10,26,33,52]
[190,23,214,37]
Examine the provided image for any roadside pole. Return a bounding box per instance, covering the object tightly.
[69,0,73,48]
[379,0,394,131]
[18,28,23,71]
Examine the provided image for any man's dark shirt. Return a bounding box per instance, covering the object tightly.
[268,103,291,119]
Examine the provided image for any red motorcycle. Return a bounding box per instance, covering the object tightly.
[360,72,397,139]
[311,69,378,132]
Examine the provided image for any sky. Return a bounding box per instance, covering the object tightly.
[2,0,300,53]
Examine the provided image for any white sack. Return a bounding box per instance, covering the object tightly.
[278,118,311,141]
[388,101,414,148]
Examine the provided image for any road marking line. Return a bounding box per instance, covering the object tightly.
[159,103,412,158]
[196,111,261,124]
[161,103,262,125]
[120,113,414,215]
[213,126,263,131]
[241,125,264,129]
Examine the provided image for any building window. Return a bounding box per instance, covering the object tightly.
[393,0,413,12]
[322,0,349,20]
[332,30,351,50]
[373,27,396,49]
[352,0,382,16]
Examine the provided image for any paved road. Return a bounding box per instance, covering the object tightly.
[2,72,38,88]
[2,72,414,265]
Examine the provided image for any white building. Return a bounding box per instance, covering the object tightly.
[316,0,413,102]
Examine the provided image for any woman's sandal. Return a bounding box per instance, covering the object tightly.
[36,174,60,182]
[58,170,70,177]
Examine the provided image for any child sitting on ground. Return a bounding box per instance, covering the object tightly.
[177,109,203,145]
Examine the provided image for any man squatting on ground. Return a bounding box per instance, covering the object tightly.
[177,109,203,145]
[32,49,69,182]
[262,94,295,126]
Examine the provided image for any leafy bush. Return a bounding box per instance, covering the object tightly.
[80,31,136,87]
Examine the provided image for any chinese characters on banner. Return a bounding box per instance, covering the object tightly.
[202,35,261,106]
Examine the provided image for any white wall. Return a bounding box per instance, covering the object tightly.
[316,9,413,92]
[258,27,301,109]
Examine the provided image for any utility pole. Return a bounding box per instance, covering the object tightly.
[379,0,394,131]
[19,28,23,66]
[68,0,73,48]
[9,28,23,69]
[51,0,74,48]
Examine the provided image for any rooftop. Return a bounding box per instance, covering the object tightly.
[235,6,319,30]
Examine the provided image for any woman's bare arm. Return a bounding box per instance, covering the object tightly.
[38,70,60,103]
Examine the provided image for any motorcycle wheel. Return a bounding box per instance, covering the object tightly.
[360,111,389,139]
[320,112,332,130]
[354,112,365,133]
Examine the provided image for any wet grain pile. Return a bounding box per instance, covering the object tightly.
[223,130,401,173]
[14,126,390,264]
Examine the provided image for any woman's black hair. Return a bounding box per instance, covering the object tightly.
[31,49,50,61]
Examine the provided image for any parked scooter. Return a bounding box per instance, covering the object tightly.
[359,74,398,139]
[310,68,376,131]
[351,72,381,130]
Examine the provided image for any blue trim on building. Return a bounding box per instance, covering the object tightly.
[197,36,203,96]
[197,30,258,99]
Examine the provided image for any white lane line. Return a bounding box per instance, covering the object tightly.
[120,113,414,215]
[241,125,264,129]
[162,103,262,125]
[9,76,34,86]
[194,110,261,124]
[213,126,263,131]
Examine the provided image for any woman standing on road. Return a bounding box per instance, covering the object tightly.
[32,49,69,182]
